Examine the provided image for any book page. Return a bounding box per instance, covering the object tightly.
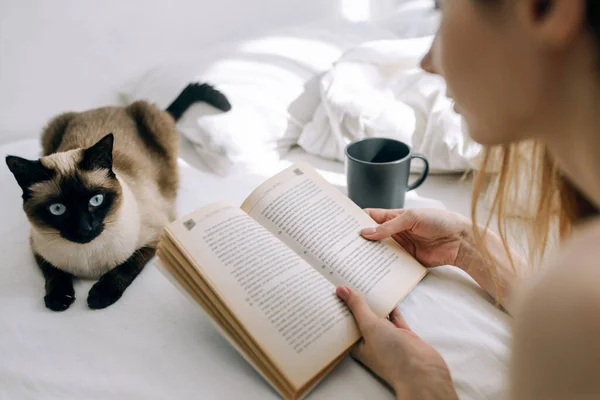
[241,163,427,317]
[156,244,295,400]
[165,202,360,390]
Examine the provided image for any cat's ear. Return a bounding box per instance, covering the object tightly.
[80,133,114,171]
[5,156,53,191]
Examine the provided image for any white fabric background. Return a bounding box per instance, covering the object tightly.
[118,20,401,176]
[0,0,341,145]
[0,139,511,400]
[0,2,512,398]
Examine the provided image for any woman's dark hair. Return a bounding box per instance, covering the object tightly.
[586,1,600,40]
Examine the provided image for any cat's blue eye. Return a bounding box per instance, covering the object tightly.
[89,194,104,207]
[49,203,66,216]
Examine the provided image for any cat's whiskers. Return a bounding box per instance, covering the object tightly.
[34,228,62,239]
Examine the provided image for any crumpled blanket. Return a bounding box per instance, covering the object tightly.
[298,36,483,173]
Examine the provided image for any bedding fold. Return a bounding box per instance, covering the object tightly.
[298,37,483,173]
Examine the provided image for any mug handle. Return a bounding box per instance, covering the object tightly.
[407,153,429,191]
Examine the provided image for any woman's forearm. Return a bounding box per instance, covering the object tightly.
[394,366,459,400]
[456,222,525,314]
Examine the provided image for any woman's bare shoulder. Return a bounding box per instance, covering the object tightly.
[508,218,600,399]
[553,216,600,275]
[525,217,600,304]
[512,215,600,335]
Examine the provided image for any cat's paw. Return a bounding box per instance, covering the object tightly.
[44,289,75,312]
[87,277,123,310]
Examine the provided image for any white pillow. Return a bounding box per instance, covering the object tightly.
[119,20,399,176]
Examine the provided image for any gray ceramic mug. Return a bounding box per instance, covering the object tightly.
[345,137,429,209]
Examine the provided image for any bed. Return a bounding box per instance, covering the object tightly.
[0,1,511,399]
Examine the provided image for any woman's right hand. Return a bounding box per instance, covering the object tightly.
[361,208,472,269]
[363,208,520,312]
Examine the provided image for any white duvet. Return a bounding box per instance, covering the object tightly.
[0,139,510,400]
[299,37,483,173]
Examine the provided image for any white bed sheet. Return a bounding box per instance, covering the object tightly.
[0,139,511,400]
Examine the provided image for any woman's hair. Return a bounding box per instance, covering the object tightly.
[469,1,600,287]
[472,143,597,276]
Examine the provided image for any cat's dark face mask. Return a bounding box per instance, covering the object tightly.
[6,134,123,244]
[36,176,118,243]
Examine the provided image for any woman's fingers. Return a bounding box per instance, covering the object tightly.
[364,208,403,224]
[389,307,411,330]
[350,339,367,363]
[336,286,378,333]
[362,210,417,240]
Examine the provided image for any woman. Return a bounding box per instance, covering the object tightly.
[336,0,600,398]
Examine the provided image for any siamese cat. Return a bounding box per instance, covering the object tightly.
[5,82,230,311]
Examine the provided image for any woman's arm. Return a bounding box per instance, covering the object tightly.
[455,222,526,314]
[361,208,524,313]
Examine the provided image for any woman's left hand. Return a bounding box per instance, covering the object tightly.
[336,285,459,400]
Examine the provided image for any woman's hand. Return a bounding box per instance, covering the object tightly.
[361,208,471,268]
[336,286,458,400]
[362,207,522,312]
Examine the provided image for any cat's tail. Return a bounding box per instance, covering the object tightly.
[165,82,231,121]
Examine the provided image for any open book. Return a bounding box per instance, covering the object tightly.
[156,162,427,400]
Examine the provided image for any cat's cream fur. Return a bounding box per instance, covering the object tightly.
[30,172,140,278]
[26,101,179,279]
